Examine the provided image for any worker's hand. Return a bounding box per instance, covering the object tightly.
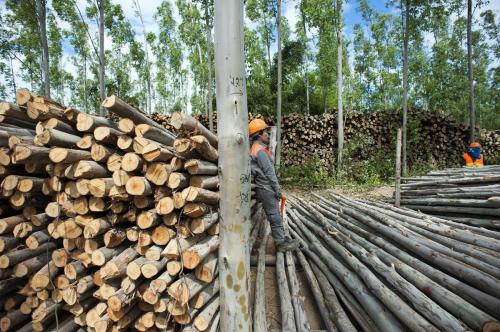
[276,191,283,200]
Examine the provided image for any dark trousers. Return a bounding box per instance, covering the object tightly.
[255,188,285,244]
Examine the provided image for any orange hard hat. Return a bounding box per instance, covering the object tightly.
[249,119,269,136]
[470,142,481,148]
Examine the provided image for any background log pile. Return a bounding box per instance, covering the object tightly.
[0,90,266,331]
[282,192,500,332]
[400,165,500,229]
[191,110,500,169]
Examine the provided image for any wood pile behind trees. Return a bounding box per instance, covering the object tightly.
[400,165,500,229]
[192,110,499,170]
[0,89,266,331]
[283,192,500,332]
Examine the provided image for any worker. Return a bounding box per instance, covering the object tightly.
[463,142,484,167]
[249,119,299,252]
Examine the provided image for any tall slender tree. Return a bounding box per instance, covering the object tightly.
[275,0,283,166]
[204,0,214,131]
[336,0,344,172]
[36,0,50,98]
[299,0,310,113]
[402,0,409,175]
[134,0,153,114]
[467,0,476,141]
[98,0,106,115]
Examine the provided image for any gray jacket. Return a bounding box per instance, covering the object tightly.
[250,141,281,197]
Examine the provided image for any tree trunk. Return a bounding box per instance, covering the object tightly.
[275,0,283,167]
[36,0,50,98]
[214,0,251,330]
[336,0,343,173]
[395,128,402,207]
[98,0,106,116]
[300,0,310,114]
[402,0,409,175]
[205,0,214,132]
[467,0,476,142]
[135,0,152,114]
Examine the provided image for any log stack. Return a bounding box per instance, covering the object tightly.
[0,90,264,331]
[400,165,500,229]
[193,110,499,170]
[282,192,500,332]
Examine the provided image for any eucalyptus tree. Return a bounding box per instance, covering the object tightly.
[36,0,51,98]
[133,0,153,114]
[154,0,184,113]
[297,0,311,113]
[177,0,211,114]
[98,0,105,115]
[0,7,17,100]
[335,0,344,172]
[401,0,409,175]
[4,0,44,94]
[467,0,475,141]
[52,0,93,112]
[276,0,283,166]
[246,0,277,73]
[202,0,214,130]
[305,0,337,112]
[245,27,274,115]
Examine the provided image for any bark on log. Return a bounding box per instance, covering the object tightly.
[170,112,217,147]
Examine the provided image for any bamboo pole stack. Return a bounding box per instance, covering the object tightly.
[400,165,500,228]
[0,89,264,331]
[282,192,500,332]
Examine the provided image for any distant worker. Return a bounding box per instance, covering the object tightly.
[463,142,484,167]
[249,119,299,252]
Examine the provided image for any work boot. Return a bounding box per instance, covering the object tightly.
[276,238,300,252]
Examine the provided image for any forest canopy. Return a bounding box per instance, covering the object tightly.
[0,0,498,129]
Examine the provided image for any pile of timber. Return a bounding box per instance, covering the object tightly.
[194,110,499,169]
[400,165,500,229]
[278,192,500,332]
[0,89,264,331]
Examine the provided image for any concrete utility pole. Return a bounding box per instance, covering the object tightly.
[213,1,251,331]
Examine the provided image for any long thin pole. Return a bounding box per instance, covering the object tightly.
[214,0,251,331]
[395,128,402,207]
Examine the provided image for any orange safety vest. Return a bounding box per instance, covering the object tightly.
[250,142,273,158]
[462,153,484,167]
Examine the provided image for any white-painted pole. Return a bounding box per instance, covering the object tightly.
[214,0,251,331]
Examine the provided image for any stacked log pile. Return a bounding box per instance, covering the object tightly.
[192,110,499,169]
[399,165,500,229]
[0,90,265,331]
[280,192,500,331]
